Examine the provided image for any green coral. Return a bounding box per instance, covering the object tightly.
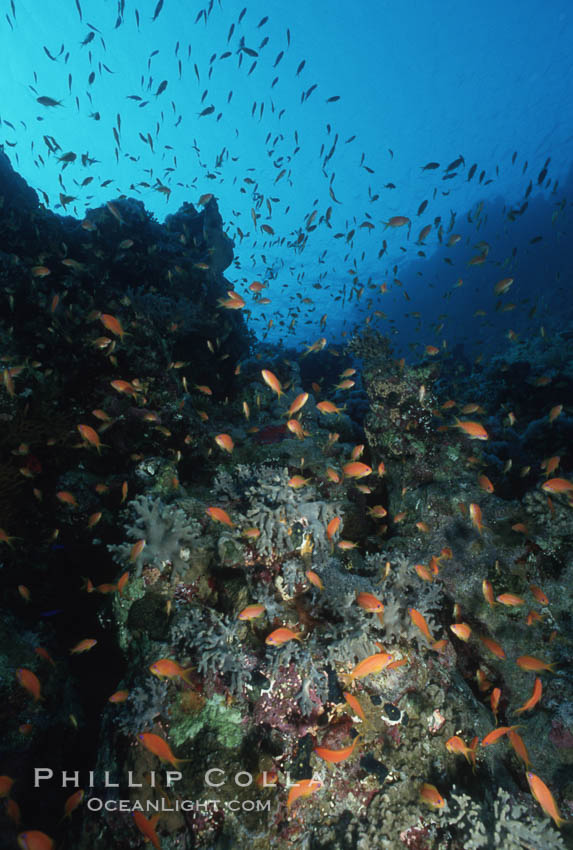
[170,694,243,749]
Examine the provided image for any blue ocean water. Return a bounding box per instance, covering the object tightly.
[2,0,572,355]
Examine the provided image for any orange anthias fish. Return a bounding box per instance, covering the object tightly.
[63,788,85,819]
[305,570,324,590]
[477,474,494,493]
[138,733,188,767]
[469,503,483,533]
[480,636,506,659]
[342,461,372,479]
[314,735,361,763]
[206,507,234,527]
[70,638,97,654]
[99,313,127,339]
[149,659,193,684]
[355,592,384,612]
[238,604,266,620]
[286,778,322,809]
[0,775,14,797]
[453,419,489,440]
[343,691,366,721]
[261,369,283,398]
[77,424,104,452]
[450,623,471,641]
[514,678,543,715]
[16,669,42,701]
[287,392,309,416]
[326,516,341,540]
[496,593,524,606]
[409,608,434,643]
[316,400,345,415]
[17,831,55,850]
[420,783,445,809]
[541,477,573,493]
[526,772,565,828]
[482,580,496,607]
[108,690,130,703]
[265,627,302,646]
[445,735,478,768]
[482,725,520,747]
[214,433,234,453]
[516,655,555,672]
[346,652,393,685]
[133,812,161,849]
[529,584,549,605]
[508,729,531,766]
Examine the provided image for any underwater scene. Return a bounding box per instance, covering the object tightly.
[1,0,573,848]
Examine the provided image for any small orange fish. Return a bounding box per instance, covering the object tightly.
[286,778,322,809]
[343,691,366,721]
[355,592,384,612]
[326,516,341,540]
[529,585,549,606]
[346,652,393,685]
[325,467,341,484]
[238,604,266,620]
[0,775,14,797]
[305,570,324,590]
[206,507,234,527]
[496,593,524,606]
[541,477,573,493]
[133,812,161,849]
[265,627,302,646]
[342,461,372,479]
[314,735,361,763]
[16,669,42,701]
[288,475,311,489]
[17,831,54,850]
[149,659,193,684]
[480,636,506,659]
[261,369,283,398]
[477,474,494,493]
[100,313,126,339]
[56,490,78,507]
[415,563,434,582]
[508,729,530,766]
[450,623,471,641]
[482,725,520,747]
[214,433,234,453]
[138,732,188,767]
[70,638,97,654]
[129,539,146,561]
[287,419,306,439]
[526,772,565,828]
[445,735,478,767]
[63,788,85,819]
[316,400,344,415]
[453,419,489,440]
[409,607,434,642]
[368,505,388,519]
[338,540,358,550]
[87,512,102,528]
[108,690,130,703]
[548,404,562,424]
[516,655,555,673]
[110,379,137,396]
[287,392,309,416]
[482,580,496,607]
[77,424,103,452]
[490,686,501,719]
[420,783,445,809]
[469,503,483,533]
[514,677,542,714]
